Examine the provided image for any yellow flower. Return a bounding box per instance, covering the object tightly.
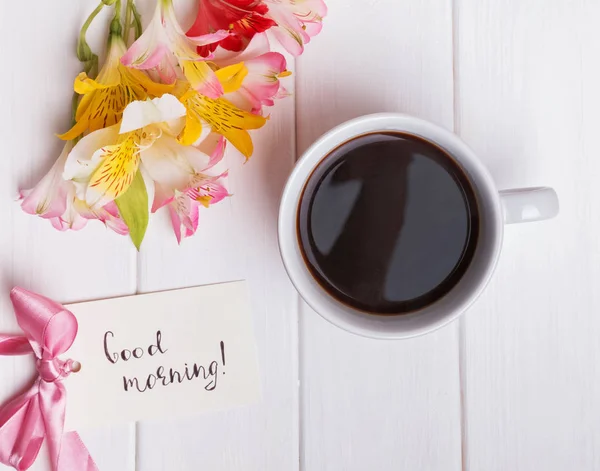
[177,65,266,159]
[59,34,172,141]
[179,89,266,159]
[64,94,200,209]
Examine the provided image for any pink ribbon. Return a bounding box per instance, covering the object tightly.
[0,287,98,471]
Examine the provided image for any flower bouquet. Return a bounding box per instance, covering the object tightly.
[20,0,326,248]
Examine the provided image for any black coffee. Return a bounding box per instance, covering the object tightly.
[297,132,479,315]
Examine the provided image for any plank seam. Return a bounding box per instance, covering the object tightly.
[135,249,141,470]
[294,56,305,471]
[451,0,469,470]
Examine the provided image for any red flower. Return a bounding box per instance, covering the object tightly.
[188,0,276,57]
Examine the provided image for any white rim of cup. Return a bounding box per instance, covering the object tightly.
[278,113,504,339]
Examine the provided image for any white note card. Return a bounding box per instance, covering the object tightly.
[63,281,260,431]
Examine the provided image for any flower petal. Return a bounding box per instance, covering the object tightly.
[186,0,273,56]
[141,135,211,189]
[51,212,88,232]
[121,2,167,69]
[74,72,115,94]
[20,142,72,218]
[181,90,266,159]
[122,66,175,97]
[119,94,186,134]
[181,61,224,98]
[161,0,207,61]
[140,139,191,189]
[74,200,129,235]
[224,52,287,112]
[152,182,175,213]
[271,25,307,56]
[186,172,230,207]
[152,48,181,84]
[187,30,231,47]
[58,120,89,142]
[178,109,204,146]
[196,133,227,170]
[85,134,141,208]
[98,202,129,235]
[168,193,199,244]
[264,0,327,56]
[212,32,271,67]
[168,204,183,243]
[49,187,88,231]
[63,125,121,198]
[215,62,249,93]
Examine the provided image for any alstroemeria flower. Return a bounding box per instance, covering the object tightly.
[19,142,128,233]
[187,0,277,57]
[164,172,230,243]
[60,34,172,141]
[50,187,88,232]
[64,94,214,209]
[167,190,199,243]
[121,0,230,98]
[147,128,229,244]
[152,130,227,208]
[177,80,267,158]
[20,143,72,220]
[263,0,327,56]
[148,130,229,244]
[217,51,290,113]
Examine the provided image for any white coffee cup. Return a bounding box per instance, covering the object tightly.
[278,114,559,339]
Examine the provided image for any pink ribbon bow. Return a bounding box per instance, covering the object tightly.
[0,287,98,471]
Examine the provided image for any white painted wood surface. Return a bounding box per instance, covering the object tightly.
[295,1,463,470]
[0,1,599,470]
[0,4,137,470]
[456,1,600,470]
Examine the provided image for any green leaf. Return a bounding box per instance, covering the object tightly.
[115,171,149,251]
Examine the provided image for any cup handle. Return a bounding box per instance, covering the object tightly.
[499,187,559,224]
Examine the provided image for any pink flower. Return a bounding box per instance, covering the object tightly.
[168,190,201,243]
[219,48,290,113]
[165,173,230,244]
[47,187,88,232]
[20,143,72,221]
[148,131,230,243]
[211,34,291,114]
[263,0,327,56]
[186,172,230,207]
[20,142,128,234]
[121,0,230,98]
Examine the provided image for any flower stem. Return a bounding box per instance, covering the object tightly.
[80,3,104,42]
[123,0,142,42]
[123,0,133,43]
[77,2,105,77]
[114,0,122,21]
[131,1,143,40]
[110,0,123,36]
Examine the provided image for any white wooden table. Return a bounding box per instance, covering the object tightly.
[1,1,599,470]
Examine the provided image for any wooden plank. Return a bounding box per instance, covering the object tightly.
[455,0,600,469]
[135,3,299,470]
[295,1,463,470]
[0,2,137,470]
